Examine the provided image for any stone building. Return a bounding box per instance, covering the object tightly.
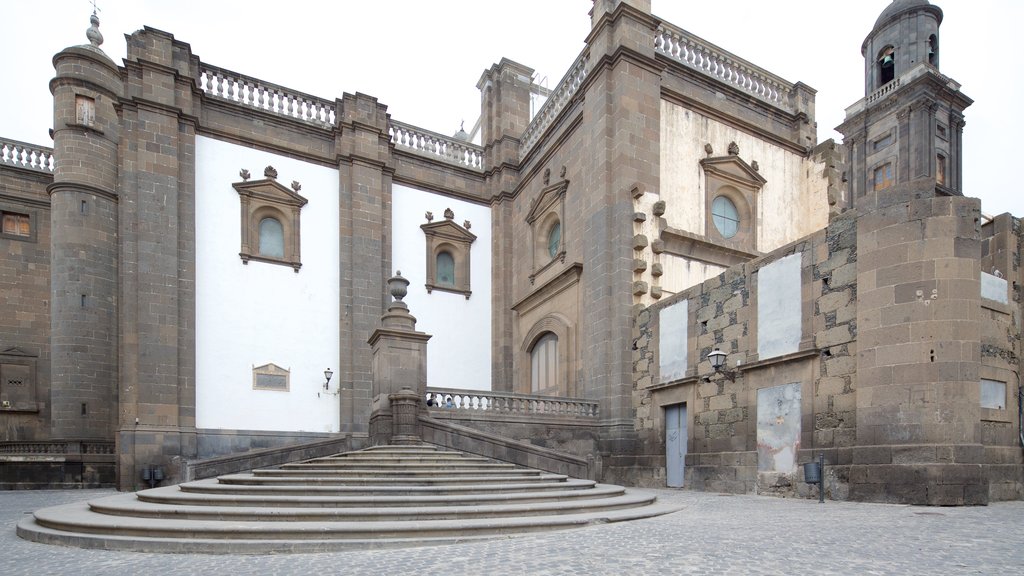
[0,0,1020,505]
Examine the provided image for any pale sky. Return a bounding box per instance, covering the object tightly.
[1,0,1019,216]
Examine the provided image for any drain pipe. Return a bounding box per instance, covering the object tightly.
[1018,385,1023,448]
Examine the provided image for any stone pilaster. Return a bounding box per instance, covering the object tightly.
[115,27,199,490]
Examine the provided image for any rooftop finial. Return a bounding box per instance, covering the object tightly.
[86,1,104,47]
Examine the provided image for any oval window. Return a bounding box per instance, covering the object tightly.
[711,196,739,239]
[548,222,561,259]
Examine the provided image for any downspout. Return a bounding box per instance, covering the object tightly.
[1018,384,1023,448]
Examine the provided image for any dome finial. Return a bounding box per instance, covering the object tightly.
[86,1,104,47]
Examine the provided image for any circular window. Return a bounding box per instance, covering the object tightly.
[547,222,561,259]
[711,196,739,239]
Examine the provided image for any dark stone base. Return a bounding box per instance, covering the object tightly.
[0,458,115,489]
[847,463,989,505]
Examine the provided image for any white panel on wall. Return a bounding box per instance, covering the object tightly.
[659,299,688,383]
[981,272,1008,304]
[756,382,801,473]
[391,184,492,390]
[195,136,340,432]
[980,378,1006,410]
[757,253,802,360]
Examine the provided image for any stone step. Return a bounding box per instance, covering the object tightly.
[19,500,684,553]
[16,444,682,553]
[91,488,652,521]
[251,467,537,478]
[176,477,598,497]
[277,461,517,470]
[140,480,624,507]
[216,473,567,486]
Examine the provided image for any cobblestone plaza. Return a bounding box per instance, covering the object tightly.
[5,489,1022,575]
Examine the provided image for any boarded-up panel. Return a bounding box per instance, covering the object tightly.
[756,382,801,473]
[659,299,688,383]
[757,253,801,359]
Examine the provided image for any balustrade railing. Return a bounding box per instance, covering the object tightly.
[0,440,115,455]
[426,388,599,419]
[389,120,484,171]
[520,51,590,159]
[0,139,55,173]
[199,64,337,126]
[654,23,794,112]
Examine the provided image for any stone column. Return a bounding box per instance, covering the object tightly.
[367,273,431,445]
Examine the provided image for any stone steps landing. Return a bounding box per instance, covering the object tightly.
[17,444,682,553]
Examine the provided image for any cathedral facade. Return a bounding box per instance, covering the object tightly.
[1,0,1020,504]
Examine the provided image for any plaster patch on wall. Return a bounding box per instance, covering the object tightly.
[980,378,1006,410]
[756,382,801,473]
[757,253,801,359]
[658,299,688,383]
[981,271,1008,304]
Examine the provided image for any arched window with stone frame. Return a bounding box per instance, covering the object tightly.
[234,166,307,272]
[421,213,476,298]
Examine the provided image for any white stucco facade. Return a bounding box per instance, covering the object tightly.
[391,184,492,390]
[195,136,341,432]
[659,99,829,253]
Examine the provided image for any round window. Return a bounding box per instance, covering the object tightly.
[711,196,739,239]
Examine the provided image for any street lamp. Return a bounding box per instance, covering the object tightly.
[706,348,736,381]
[323,368,334,391]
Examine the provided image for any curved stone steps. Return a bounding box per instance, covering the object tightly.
[216,473,570,486]
[278,461,517,470]
[138,481,625,507]
[17,444,683,553]
[89,487,653,521]
[176,477,598,496]
[21,498,683,553]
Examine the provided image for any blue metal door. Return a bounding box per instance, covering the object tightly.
[666,403,686,487]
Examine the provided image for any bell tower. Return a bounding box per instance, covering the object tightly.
[837,0,972,206]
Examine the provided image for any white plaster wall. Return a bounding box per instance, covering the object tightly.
[658,299,688,383]
[757,253,802,360]
[391,185,492,390]
[660,255,726,298]
[660,100,829,252]
[195,136,340,432]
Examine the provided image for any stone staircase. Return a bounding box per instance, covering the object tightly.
[17,444,681,553]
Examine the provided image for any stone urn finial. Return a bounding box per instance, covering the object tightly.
[86,11,104,48]
[388,271,410,306]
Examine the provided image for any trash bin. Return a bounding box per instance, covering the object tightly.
[803,461,821,484]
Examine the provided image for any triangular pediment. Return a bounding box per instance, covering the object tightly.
[700,155,767,189]
[253,363,289,374]
[526,180,569,224]
[233,178,308,207]
[0,346,36,358]
[421,219,477,243]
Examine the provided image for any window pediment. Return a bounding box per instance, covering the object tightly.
[525,180,569,224]
[234,167,307,271]
[421,211,476,298]
[699,155,767,191]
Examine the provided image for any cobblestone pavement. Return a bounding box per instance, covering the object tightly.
[3,488,1023,575]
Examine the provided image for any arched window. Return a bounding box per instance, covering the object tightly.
[928,35,938,66]
[258,217,284,258]
[436,251,455,286]
[547,221,561,259]
[878,46,895,85]
[711,196,739,239]
[531,332,558,392]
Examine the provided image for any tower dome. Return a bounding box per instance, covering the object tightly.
[862,0,943,94]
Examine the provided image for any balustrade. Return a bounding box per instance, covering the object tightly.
[389,121,483,171]
[654,24,793,112]
[426,388,599,419]
[520,51,590,159]
[199,65,336,126]
[0,139,54,173]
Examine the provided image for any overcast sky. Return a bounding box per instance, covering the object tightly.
[1,0,1019,216]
